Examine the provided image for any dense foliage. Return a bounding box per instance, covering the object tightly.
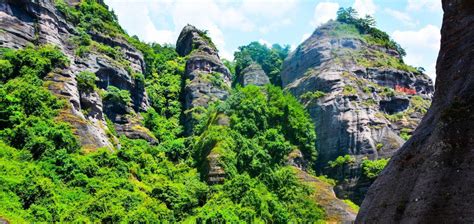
[234,42,290,86]
[187,85,322,222]
[361,158,389,179]
[0,40,325,222]
[336,7,407,57]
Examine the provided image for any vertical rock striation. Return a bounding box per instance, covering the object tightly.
[176,25,232,135]
[281,21,434,203]
[0,0,153,150]
[357,1,474,222]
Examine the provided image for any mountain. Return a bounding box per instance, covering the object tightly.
[0,0,354,222]
[357,0,474,222]
[281,16,434,203]
[1,0,155,150]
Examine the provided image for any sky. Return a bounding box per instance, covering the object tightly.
[104,0,443,81]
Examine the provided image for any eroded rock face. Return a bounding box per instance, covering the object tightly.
[176,25,232,135]
[238,62,270,87]
[357,1,474,222]
[281,21,434,204]
[0,0,153,150]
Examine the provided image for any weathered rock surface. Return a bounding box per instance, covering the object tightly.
[238,62,270,86]
[176,25,232,135]
[0,0,153,150]
[281,21,434,204]
[294,167,358,223]
[357,1,474,222]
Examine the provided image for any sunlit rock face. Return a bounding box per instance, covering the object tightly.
[176,24,232,135]
[281,20,434,204]
[357,0,474,222]
[0,0,153,150]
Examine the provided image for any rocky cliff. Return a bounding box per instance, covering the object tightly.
[0,0,154,150]
[357,1,474,222]
[237,62,270,87]
[281,20,434,203]
[176,25,232,135]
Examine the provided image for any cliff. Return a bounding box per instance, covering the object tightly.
[281,20,434,203]
[176,25,232,135]
[0,0,155,150]
[357,1,474,222]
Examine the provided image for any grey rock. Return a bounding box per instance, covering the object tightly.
[176,25,232,135]
[281,21,434,204]
[238,62,270,86]
[357,1,474,222]
[0,0,153,150]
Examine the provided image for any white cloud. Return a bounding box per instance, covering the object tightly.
[301,33,311,42]
[258,38,271,46]
[104,2,175,44]
[392,25,441,81]
[353,0,376,17]
[407,0,441,12]
[311,2,340,27]
[241,0,298,18]
[384,8,417,27]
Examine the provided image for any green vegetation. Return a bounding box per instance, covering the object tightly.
[376,143,383,150]
[328,155,355,168]
[301,90,327,101]
[400,128,412,141]
[410,95,431,114]
[103,86,131,107]
[234,42,290,86]
[361,158,389,179]
[336,7,406,57]
[343,199,360,212]
[343,85,357,95]
[0,40,327,222]
[76,71,97,91]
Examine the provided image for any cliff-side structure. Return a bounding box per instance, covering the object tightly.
[0,0,155,150]
[281,20,434,203]
[357,1,474,222]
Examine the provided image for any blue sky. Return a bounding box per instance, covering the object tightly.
[104,0,442,80]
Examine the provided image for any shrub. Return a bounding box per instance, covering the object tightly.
[361,158,389,179]
[301,91,326,100]
[103,86,131,106]
[76,71,97,91]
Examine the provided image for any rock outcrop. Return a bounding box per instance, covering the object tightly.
[281,20,434,204]
[357,1,474,222]
[0,0,154,150]
[238,62,270,86]
[176,25,232,135]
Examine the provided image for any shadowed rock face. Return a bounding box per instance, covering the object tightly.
[281,21,434,204]
[0,0,153,149]
[356,1,474,222]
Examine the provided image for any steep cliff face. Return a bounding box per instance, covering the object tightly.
[0,0,154,150]
[281,21,434,203]
[176,25,232,135]
[357,1,474,222]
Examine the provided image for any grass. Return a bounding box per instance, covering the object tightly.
[343,85,357,95]
[301,91,326,101]
[343,199,360,213]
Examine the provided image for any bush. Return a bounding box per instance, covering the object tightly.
[76,71,97,91]
[103,86,131,107]
[361,158,389,179]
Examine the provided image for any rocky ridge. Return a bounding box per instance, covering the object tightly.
[357,1,474,222]
[281,20,434,204]
[176,25,232,135]
[0,0,154,150]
